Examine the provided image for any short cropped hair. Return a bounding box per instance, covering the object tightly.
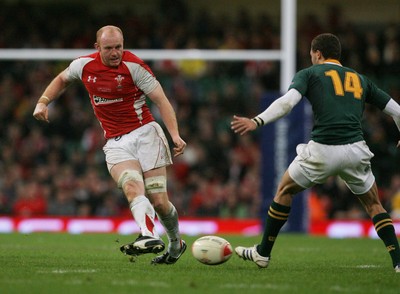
[96,25,123,43]
[311,33,341,60]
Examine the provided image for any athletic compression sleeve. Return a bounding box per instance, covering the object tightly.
[252,89,302,127]
[383,98,400,132]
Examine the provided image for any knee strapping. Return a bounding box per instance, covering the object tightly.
[117,170,143,188]
[145,176,167,194]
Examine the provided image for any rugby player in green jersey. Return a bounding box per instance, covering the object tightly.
[231,33,400,272]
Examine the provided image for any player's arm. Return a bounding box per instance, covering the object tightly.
[33,69,70,123]
[383,99,400,148]
[147,83,186,157]
[231,88,302,135]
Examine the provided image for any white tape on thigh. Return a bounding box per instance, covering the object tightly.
[145,176,167,194]
[117,170,143,188]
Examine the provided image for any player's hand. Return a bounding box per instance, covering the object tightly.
[231,115,257,135]
[33,102,50,123]
[172,137,186,157]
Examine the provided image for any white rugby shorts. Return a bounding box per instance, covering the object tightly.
[288,140,375,195]
[103,121,172,172]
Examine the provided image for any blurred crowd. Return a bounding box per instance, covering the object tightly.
[0,1,400,221]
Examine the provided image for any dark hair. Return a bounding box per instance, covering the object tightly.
[311,33,341,60]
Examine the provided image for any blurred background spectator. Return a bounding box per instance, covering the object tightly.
[0,0,400,221]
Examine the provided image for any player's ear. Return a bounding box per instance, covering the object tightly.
[94,43,100,51]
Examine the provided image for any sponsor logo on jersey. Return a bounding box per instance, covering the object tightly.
[93,95,123,105]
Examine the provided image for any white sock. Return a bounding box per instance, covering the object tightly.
[157,203,181,256]
[130,195,159,238]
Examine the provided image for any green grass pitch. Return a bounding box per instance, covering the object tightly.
[0,233,398,294]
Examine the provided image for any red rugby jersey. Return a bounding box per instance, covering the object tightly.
[65,51,159,139]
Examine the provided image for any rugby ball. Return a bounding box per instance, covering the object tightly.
[191,235,233,265]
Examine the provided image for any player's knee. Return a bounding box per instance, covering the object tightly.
[152,198,170,215]
[117,169,143,189]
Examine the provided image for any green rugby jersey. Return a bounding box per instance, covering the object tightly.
[289,59,391,145]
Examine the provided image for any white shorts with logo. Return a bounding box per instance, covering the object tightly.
[288,140,375,195]
[103,121,172,173]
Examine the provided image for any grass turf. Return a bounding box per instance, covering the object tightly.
[0,233,398,294]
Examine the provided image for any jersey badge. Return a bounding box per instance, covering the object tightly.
[115,75,124,89]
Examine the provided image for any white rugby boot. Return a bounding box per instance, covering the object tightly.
[120,234,165,256]
[235,245,270,268]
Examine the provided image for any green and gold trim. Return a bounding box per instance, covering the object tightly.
[268,207,289,221]
[374,218,393,233]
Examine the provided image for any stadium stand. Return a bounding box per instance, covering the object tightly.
[0,1,399,220]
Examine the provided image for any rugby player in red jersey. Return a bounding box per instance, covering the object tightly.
[33,25,186,265]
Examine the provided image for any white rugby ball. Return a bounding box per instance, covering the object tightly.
[191,235,233,265]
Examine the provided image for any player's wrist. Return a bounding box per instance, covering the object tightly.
[251,117,264,127]
[37,95,51,106]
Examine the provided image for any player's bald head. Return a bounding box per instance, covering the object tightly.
[96,25,124,44]
[95,25,124,67]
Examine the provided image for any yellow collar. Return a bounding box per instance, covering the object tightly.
[324,59,342,65]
